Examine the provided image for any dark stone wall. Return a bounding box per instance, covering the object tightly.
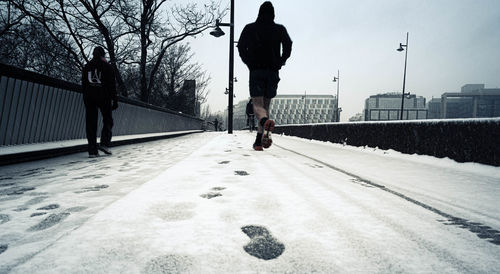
[274,119,500,166]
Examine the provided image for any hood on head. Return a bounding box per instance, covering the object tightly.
[257,1,274,23]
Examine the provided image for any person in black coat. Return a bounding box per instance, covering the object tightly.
[82,46,118,157]
[238,1,292,150]
[214,118,219,132]
[246,99,255,131]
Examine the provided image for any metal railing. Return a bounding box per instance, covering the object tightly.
[0,63,203,146]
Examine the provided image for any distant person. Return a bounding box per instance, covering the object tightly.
[82,46,118,158]
[246,99,255,132]
[214,118,219,132]
[238,1,292,151]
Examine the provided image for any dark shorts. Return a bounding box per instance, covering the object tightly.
[249,69,280,98]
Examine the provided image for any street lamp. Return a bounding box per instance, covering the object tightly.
[332,70,340,122]
[224,88,236,97]
[209,25,225,37]
[210,0,235,133]
[397,32,409,120]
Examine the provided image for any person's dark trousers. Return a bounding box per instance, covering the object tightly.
[84,95,113,154]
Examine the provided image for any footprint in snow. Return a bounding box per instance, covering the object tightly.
[211,187,226,191]
[200,187,226,199]
[200,192,222,199]
[74,185,109,194]
[235,171,249,176]
[0,186,36,195]
[0,244,7,255]
[65,206,87,213]
[0,182,14,187]
[241,225,285,260]
[36,204,60,210]
[27,213,70,231]
[0,214,10,225]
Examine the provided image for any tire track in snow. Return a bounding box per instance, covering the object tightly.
[269,148,478,273]
[259,153,406,272]
[275,143,500,247]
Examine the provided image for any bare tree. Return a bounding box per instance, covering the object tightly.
[1,0,79,82]
[8,0,134,95]
[146,43,210,115]
[0,0,25,37]
[0,19,80,82]
[200,104,212,120]
[114,0,221,103]
[5,0,221,103]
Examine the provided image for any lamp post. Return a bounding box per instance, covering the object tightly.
[333,70,340,122]
[210,0,235,133]
[397,32,409,120]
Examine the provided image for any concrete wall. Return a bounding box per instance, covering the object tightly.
[0,63,203,146]
[274,119,500,166]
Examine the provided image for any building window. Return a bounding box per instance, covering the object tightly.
[380,110,388,120]
[389,110,398,120]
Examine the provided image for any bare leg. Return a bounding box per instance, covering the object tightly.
[261,97,275,148]
[252,97,267,133]
[263,97,271,118]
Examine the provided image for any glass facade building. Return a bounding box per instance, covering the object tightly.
[363,93,427,121]
[269,95,336,125]
[439,84,500,119]
[232,94,337,129]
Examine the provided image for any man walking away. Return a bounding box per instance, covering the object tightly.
[237,1,292,151]
[82,46,118,158]
[246,99,255,132]
[214,118,219,132]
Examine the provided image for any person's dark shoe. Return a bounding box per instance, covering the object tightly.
[253,142,263,151]
[262,119,275,148]
[88,152,99,158]
[254,132,263,151]
[98,145,112,155]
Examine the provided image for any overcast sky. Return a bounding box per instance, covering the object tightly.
[185,0,500,121]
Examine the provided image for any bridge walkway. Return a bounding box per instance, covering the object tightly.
[0,131,499,273]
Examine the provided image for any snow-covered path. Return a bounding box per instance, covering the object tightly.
[1,132,499,273]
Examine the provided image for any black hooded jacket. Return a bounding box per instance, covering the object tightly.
[82,58,117,101]
[237,2,292,71]
[246,99,254,115]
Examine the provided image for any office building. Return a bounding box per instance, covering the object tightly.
[232,94,337,128]
[269,94,336,125]
[438,84,500,118]
[427,98,442,119]
[364,93,427,121]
